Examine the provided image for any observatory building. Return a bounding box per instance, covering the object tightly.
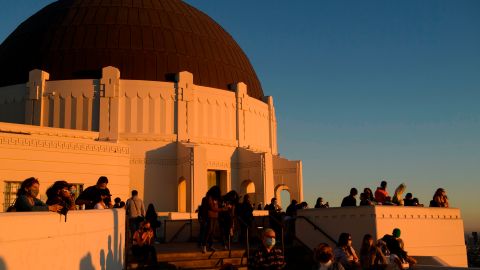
[0,0,303,213]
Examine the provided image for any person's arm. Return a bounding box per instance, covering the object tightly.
[141,201,145,216]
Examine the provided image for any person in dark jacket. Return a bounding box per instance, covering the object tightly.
[75,176,111,209]
[341,188,358,207]
[14,177,63,212]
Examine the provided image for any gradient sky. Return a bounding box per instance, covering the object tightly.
[1,1,479,232]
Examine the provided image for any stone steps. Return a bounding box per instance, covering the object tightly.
[127,242,248,270]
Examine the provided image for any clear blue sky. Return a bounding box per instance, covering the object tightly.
[2,1,479,232]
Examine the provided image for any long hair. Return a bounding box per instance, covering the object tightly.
[337,232,351,247]
[314,243,334,263]
[360,234,374,256]
[433,188,449,207]
[206,185,221,199]
[46,180,69,199]
[17,177,39,197]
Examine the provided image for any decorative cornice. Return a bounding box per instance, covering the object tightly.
[0,135,129,155]
[274,168,297,174]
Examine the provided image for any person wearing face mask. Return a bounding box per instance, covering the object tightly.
[249,228,285,270]
[334,233,360,270]
[14,177,63,212]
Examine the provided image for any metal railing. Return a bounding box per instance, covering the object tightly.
[163,219,193,243]
[296,215,337,246]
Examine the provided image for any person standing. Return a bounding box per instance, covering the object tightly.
[126,190,146,236]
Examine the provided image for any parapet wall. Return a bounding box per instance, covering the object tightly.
[297,206,467,267]
[0,209,125,270]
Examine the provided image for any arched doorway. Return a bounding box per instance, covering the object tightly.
[241,179,256,204]
[275,184,291,210]
[178,177,187,212]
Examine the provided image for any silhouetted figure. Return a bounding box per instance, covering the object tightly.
[145,203,160,242]
[341,188,358,207]
[315,197,329,208]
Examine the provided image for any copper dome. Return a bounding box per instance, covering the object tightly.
[0,0,264,100]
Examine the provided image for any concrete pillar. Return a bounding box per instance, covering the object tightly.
[99,66,121,141]
[25,69,49,126]
[175,71,194,142]
[265,96,278,155]
[262,152,275,204]
[234,82,247,148]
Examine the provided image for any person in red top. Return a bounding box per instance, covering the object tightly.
[374,181,389,204]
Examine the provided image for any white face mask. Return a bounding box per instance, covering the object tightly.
[265,237,276,247]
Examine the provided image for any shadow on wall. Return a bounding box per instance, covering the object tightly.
[0,256,6,270]
[144,143,178,212]
[99,209,124,270]
[80,253,95,270]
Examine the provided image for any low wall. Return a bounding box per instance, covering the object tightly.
[0,209,125,270]
[296,206,467,267]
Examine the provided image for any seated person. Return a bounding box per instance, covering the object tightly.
[14,177,62,212]
[429,188,449,208]
[334,233,360,270]
[403,193,415,206]
[249,228,286,270]
[132,221,157,267]
[314,243,345,270]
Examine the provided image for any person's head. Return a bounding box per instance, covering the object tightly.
[395,183,406,196]
[381,181,387,189]
[207,185,221,199]
[316,197,324,205]
[114,197,121,204]
[143,221,151,230]
[392,228,401,238]
[290,199,298,206]
[412,198,420,206]
[350,188,358,196]
[146,203,156,214]
[361,234,374,249]
[69,184,77,196]
[314,243,334,264]
[364,188,373,197]
[271,197,277,205]
[119,201,125,208]
[405,193,413,200]
[338,232,352,247]
[131,190,138,197]
[300,201,308,209]
[17,177,40,198]
[360,193,366,201]
[46,180,70,199]
[434,188,447,198]
[243,194,250,203]
[262,228,276,249]
[96,176,108,189]
[99,189,110,201]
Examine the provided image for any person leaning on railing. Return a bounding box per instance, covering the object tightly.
[13,177,63,212]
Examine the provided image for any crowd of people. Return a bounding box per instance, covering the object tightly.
[6,176,451,269]
[337,180,450,208]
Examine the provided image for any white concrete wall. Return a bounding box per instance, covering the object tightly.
[0,209,125,270]
[296,206,467,267]
[0,122,131,210]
